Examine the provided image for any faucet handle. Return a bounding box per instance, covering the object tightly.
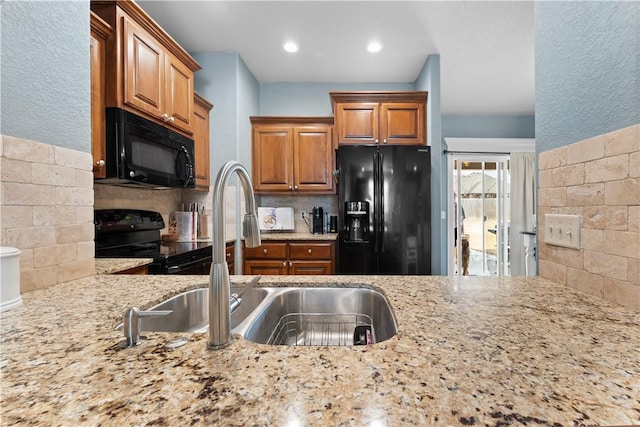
[122,307,172,348]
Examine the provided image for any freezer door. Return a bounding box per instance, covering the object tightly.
[378,146,431,274]
[337,146,377,274]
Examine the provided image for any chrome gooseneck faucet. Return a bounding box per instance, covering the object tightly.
[208,161,261,350]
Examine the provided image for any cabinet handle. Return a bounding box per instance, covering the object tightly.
[263,249,268,254]
[294,185,298,190]
[289,185,293,190]
[308,249,312,254]
[95,159,105,167]
[383,139,387,144]
[289,261,292,267]
[375,139,379,143]
[283,262,287,266]
[161,113,169,121]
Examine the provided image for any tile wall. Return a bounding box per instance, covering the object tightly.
[538,124,640,312]
[0,136,95,292]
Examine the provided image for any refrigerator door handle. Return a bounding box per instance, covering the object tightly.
[373,152,379,253]
[379,152,384,253]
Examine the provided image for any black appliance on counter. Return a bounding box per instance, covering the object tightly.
[97,108,195,189]
[337,145,431,275]
[94,209,211,275]
[312,206,324,234]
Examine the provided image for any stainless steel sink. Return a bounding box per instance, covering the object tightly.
[235,287,398,346]
[118,286,267,334]
[117,285,397,347]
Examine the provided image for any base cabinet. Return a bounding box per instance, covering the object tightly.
[226,241,235,275]
[243,241,335,275]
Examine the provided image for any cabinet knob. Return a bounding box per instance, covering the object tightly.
[289,261,292,267]
[226,252,230,258]
[375,139,379,143]
[95,159,105,167]
[263,249,268,254]
[308,249,312,254]
[289,186,293,190]
[169,116,175,123]
[161,113,169,121]
[383,139,387,144]
[283,262,287,266]
[294,185,298,190]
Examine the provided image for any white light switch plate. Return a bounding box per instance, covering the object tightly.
[544,214,581,249]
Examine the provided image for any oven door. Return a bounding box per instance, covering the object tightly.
[105,108,195,188]
[165,257,212,275]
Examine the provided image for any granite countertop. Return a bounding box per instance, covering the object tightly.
[95,258,154,275]
[1,274,638,426]
[260,231,338,240]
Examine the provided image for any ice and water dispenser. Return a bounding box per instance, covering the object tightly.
[344,201,369,242]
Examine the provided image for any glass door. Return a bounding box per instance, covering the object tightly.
[448,155,510,276]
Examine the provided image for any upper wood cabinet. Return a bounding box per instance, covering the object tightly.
[330,92,428,146]
[193,93,213,191]
[251,117,335,194]
[91,1,201,136]
[90,12,112,179]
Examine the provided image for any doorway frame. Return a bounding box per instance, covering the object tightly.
[444,138,536,277]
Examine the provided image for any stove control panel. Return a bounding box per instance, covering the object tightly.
[94,209,165,233]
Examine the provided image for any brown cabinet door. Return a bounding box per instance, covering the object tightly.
[244,260,288,275]
[289,261,334,275]
[293,126,334,192]
[90,15,109,179]
[164,53,194,134]
[380,102,425,145]
[122,15,164,119]
[335,102,379,145]
[193,94,212,190]
[252,126,294,192]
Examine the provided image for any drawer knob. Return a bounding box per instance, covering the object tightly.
[263,249,268,254]
[226,252,230,258]
[308,249,312,254]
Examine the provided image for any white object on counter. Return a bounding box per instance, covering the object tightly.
[258,207,295,231]
[1,247,23,312]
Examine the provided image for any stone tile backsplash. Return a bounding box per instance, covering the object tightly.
[538,124,640,312]
[1,135,95,292]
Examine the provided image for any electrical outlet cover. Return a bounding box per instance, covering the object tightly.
[544,214,581,249]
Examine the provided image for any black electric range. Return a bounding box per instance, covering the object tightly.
[94,209,212,274]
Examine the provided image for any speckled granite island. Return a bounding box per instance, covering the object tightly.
[1,274,638,426]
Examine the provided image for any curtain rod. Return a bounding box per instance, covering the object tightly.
[443,150,511,155]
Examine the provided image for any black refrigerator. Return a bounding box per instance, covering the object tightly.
[337,145,431,275]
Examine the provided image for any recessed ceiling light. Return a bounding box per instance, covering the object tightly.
[367,41,382,53]
[283,42,298,53]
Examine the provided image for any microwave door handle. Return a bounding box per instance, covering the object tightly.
[176,146,193,187]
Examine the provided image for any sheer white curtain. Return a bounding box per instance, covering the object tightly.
[509,152,536,276]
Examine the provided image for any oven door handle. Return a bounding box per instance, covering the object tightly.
[167,257,212,274]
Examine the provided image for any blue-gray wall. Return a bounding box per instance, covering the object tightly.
[442,115,535,139]
[535,1,639,153]
[259,82,414,116]
[415,55,445,275]
[193,52,259,178]
[1,1,90,151]
[237,56,260,170]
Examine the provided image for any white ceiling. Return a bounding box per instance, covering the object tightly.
[137,1,535,115]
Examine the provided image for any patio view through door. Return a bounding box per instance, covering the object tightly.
[448,155,510,276]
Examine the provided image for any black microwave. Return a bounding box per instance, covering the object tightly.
[99,107,195,188]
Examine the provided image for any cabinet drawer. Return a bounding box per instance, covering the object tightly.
[244,243,288,259]
[225,243,234,264]
[289,242,333,260]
